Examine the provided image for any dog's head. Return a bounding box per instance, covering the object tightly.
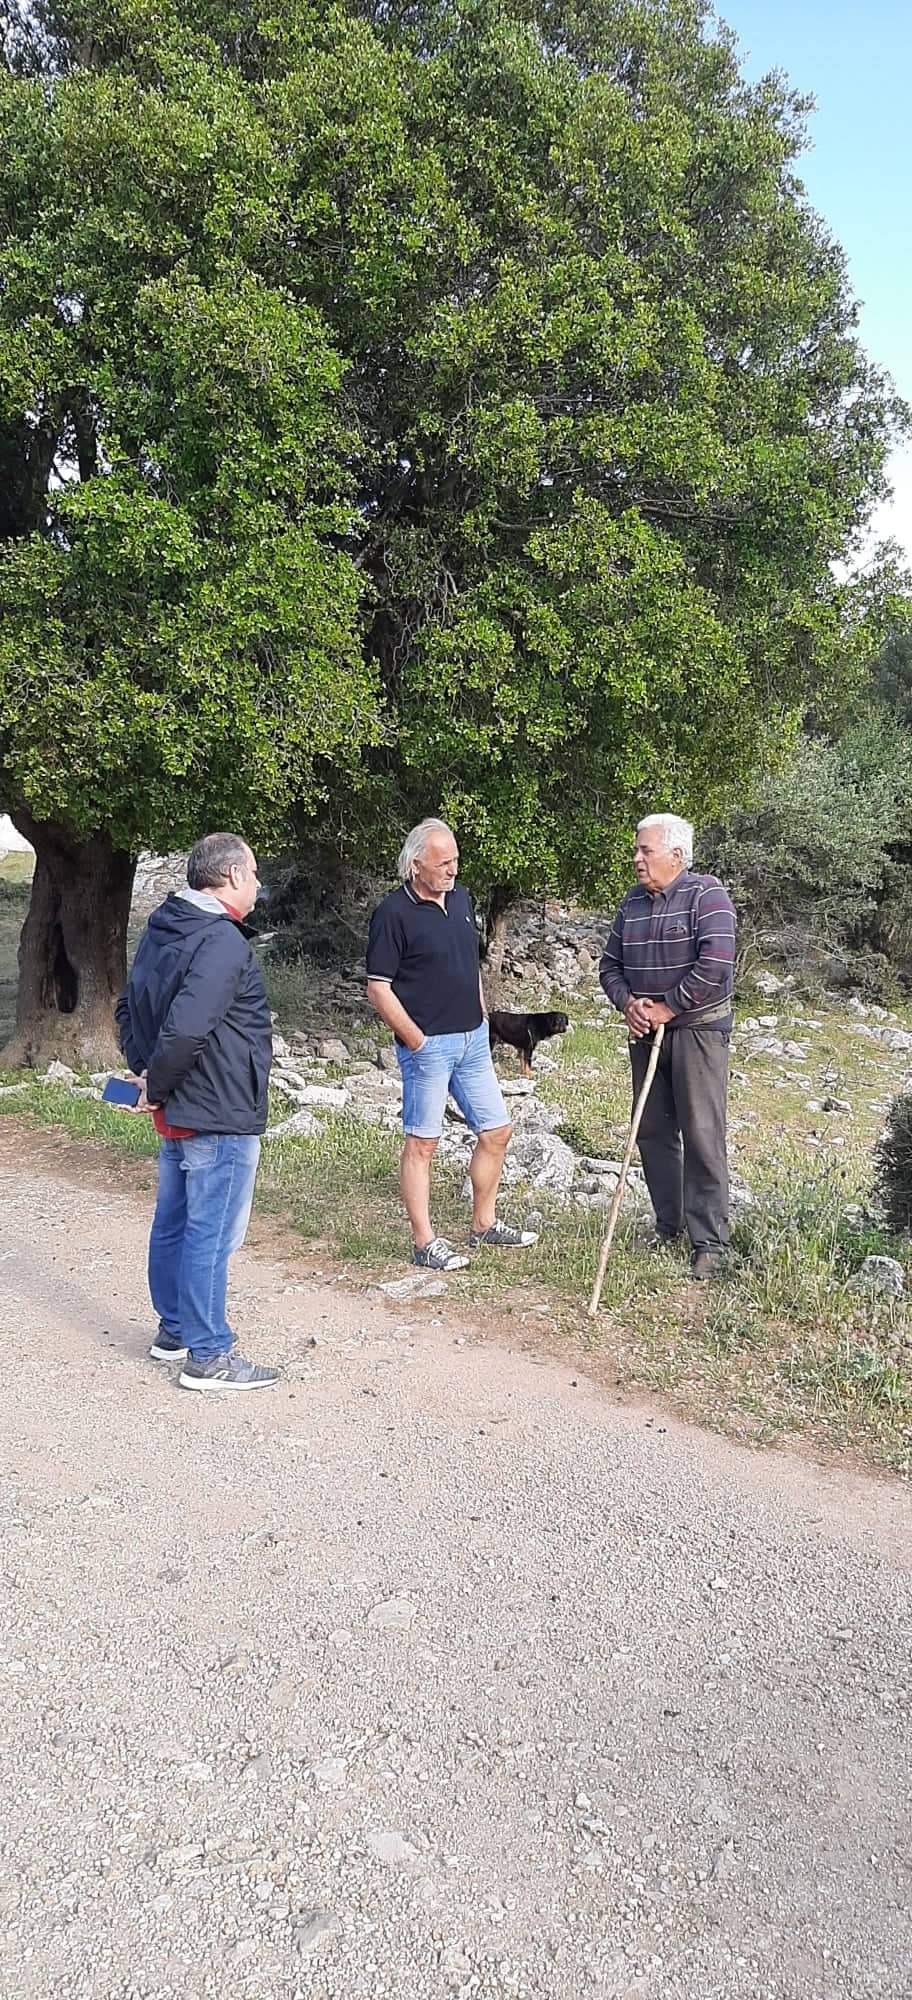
[539,1011,569,1036]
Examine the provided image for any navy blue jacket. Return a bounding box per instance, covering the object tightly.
[115,895,273,1135]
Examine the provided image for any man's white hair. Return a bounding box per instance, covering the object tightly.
[637,812,694,867]
[397,817,455,882]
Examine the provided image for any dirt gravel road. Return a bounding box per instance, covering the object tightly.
[1,1128,910,2000]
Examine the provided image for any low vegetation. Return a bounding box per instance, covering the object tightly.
[702,711,912,989]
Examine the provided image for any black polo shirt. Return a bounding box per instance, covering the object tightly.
[366,882,483,1038]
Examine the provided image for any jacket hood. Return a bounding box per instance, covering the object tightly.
[146,893,256,944]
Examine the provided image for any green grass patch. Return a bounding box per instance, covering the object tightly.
[0,1078,161,1154]
[0,852,33,888]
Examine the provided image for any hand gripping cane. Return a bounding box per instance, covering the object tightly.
[587,1022,665,1318]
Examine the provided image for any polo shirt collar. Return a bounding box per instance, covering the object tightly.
[403,882,449,913]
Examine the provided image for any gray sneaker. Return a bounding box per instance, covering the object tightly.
[413,1236,470,1271]
[179,1352,279,1393]
[149,1330,189,1361]
[469,1220,539,1249]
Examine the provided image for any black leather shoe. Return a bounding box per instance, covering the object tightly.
[691,1250,722,1281]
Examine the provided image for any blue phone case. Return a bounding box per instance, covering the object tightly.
[102,1077,141,1107]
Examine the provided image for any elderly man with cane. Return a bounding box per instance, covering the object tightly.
[598,814,736,1281]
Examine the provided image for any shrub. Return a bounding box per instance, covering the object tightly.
[874,1092,912,1235]
[0,876,30,904]
[702,716,912,953]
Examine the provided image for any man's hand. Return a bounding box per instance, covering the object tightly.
[624,996,653,1039]
[643,1000,676,1029]
[126,1073,156,1112]
[366,979,426,1053]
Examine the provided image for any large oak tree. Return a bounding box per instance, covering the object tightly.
[284,0,904,907]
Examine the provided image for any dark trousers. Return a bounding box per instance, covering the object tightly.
[630,1029,730,1253]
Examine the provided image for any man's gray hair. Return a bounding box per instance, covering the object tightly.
[186,832,250,890]
[637,813,694,867]
[397,817,454,882]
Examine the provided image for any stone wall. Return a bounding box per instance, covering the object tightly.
[131,853,188,916]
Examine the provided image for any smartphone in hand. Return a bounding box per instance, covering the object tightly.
[102,1077,142,1108]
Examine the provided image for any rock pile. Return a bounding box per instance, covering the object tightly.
[494,904,609,999]
[130,852,187,914]
[24,1006,765,1220]
[30,920,912,1235]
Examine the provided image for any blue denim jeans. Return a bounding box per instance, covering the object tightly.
[396,1023,509,1139]
[148,1134,261,1362]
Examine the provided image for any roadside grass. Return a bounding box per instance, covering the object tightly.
[2,980,912,1473]
[536,1019,631,1157]
[0,1081,162,1157]
[0,884,29,1056]
[650,1147,912,1469]
[0,865,32,1050]
[0,853,33,887]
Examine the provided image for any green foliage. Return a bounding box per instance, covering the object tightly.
[727,1156,865,1299]
[703,716,912,949]
[1,0,907,897]
[872,624,912,730]
[874,1092,912,1237]
[276,0,904,897]
[0,10,378,853]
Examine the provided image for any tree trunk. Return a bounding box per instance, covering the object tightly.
[478,884,517,1010]
[2,813,136,1069]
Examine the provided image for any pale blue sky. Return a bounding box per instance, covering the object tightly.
[715,0,912,566]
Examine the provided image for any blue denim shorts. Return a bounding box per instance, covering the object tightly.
[396,1023,510,1139]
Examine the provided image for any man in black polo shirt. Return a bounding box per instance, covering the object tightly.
[366,818,537,1270]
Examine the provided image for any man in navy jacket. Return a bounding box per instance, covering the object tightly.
[116,832,279,1392]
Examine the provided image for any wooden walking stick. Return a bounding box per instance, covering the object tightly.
[587,1022,665,1318]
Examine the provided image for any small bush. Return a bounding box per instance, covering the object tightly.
[555,1117,603,1155]
[702,717,912,954]
[874,1092,912,1235]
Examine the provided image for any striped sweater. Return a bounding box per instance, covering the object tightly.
[599,871,736,1031]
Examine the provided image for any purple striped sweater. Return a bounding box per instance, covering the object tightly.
[599,870,736,1030]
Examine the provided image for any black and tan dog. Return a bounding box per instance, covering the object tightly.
[488,1009,569,1076]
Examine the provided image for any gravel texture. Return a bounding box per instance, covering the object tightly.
[1,1127,910,2000]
